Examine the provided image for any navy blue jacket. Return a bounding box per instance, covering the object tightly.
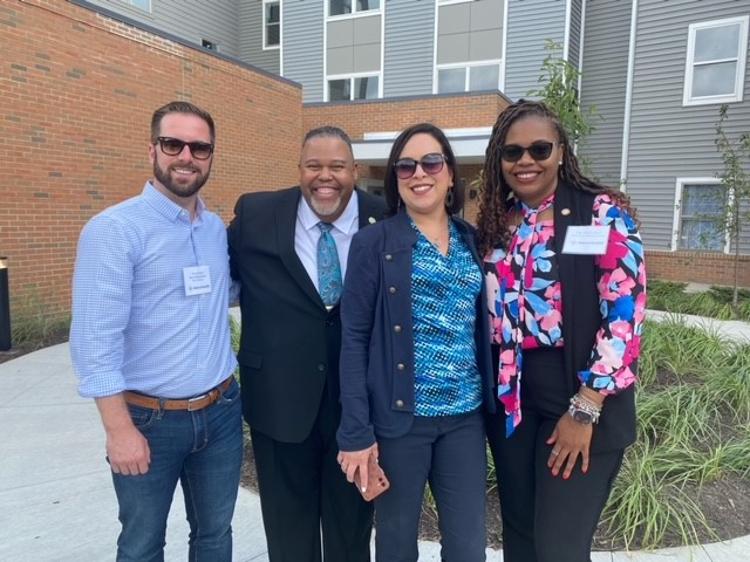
[336,210,496,452]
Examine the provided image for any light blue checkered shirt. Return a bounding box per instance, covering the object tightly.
[70,182,237,399]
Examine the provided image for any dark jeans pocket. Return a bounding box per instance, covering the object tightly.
[127,403,158,429]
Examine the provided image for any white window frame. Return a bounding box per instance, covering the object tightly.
[671,178,731,253]
[433,59,503,94]
[263,0,281,50]
[682,15,749,106]
[327,0,382,21]
[325,72,382,102]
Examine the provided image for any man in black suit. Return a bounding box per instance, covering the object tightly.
[228,126,386,561]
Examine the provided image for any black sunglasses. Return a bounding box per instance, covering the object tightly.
[156,136,214,160]
[394,153,446,179]
[500,141,556,163]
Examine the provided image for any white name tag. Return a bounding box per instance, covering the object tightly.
[561,225,609,255]
[183,265,212,296]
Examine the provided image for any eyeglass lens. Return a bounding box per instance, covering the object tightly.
[158,137,214,160]
[500,141,554,163]
[394,153,446,179]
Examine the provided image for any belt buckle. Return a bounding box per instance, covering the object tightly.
[187,392,209,411]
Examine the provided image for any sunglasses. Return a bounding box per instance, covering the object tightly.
[500,141,556,163]
[156,136,214,160]
[394,153,446,180]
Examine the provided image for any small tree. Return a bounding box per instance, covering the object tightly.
[714,104,750,309]
[527,39,597,148]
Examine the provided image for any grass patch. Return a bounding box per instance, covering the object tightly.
[648,279,750,321]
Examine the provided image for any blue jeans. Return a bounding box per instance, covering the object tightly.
[111,377,243,562]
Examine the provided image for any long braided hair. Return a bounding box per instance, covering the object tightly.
[476,99,635,257]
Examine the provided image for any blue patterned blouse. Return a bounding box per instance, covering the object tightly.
[411,219,483,416]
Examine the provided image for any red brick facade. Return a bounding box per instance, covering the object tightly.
[645,251,750,288]
[0,0,301,319]
[0,0,746,326]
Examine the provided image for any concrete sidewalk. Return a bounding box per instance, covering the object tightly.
[1,330,748,561]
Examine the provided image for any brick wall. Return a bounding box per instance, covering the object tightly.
[646,251,750,288]
[0,0,302,319]
[303,93,509,138]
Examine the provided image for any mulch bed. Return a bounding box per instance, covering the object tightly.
[240,430,750,552]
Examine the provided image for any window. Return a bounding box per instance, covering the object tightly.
[201,39,217,51]
[683,16,749,106]
[436,62,501,94]
[264,0,280,49]
[328,75,379,101]
[128,0,151,12]
[329,0,380,17]
[674,180,728,252]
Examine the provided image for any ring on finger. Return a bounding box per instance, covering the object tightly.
[551,449,560,456]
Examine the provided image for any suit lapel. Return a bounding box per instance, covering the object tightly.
[275,188,325,308]
[356,189,381,229]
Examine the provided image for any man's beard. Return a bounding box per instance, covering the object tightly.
[153,160,210,199]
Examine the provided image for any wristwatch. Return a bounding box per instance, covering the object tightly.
[568,405,595,425]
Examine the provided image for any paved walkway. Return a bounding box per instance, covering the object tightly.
[1,311,749,561]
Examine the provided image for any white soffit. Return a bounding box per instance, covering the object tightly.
[354,127,493,165]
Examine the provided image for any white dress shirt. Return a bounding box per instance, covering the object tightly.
[295,190,360,291]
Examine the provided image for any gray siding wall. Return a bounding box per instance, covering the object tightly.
[504,0,566,100]
[383,0,434,97]
[436,0,503,64]
[626,0,750,253]
[238,0,280,74]
[87,0,241,57]
[284,0,325,101]
[578,0,631,186]
[567,0,583,68]
[327,16,382,75]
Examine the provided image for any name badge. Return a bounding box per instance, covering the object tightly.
[183,265,212,296]
[561,225,609,255]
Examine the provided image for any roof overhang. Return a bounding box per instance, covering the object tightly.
[353,127,492,166]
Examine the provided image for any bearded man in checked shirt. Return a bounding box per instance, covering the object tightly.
[70,101,242,562]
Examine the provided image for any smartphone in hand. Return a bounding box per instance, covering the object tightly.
[353,455,390,501]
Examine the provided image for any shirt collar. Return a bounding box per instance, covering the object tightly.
[142,181,206,223]
[298,188,359,234]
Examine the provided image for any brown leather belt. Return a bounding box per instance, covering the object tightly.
[123,377,234,411]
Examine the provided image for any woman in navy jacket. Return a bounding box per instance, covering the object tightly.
[336,123,495,562]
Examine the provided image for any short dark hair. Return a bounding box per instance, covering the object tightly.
[383,123,464,216]
[150,101,215,144]
[302,125,354,158]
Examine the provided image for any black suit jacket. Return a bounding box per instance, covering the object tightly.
[228,187,387,443]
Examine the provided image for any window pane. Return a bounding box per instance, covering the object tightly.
[682,184,725,217]
[330,0,352,16]
[469,64,500,91]
[694,24,740,63]
[357,0,380,11]
[266,3,280,24]
[130,0,150,11]
[267,24,280,46]
[438,68,466,94]
[692,61,737,98]
[329,79,351,101]
[680,220,724,251]
[353,76,379,99]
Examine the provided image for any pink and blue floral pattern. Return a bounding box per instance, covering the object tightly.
[485,192,646,436]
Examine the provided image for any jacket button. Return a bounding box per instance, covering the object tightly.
[317,364,325,372]
[395,400,404,408]
[388,286,396,294]
[385,254,392,261]
[393,324,401,333]
[397,363,405,371]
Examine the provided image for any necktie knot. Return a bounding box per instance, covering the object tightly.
[316,222,342,307]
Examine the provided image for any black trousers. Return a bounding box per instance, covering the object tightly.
[485,348,624,562]
[251,386,373,562]
[374,410,487,562]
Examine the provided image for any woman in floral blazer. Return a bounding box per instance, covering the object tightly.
[476,100,646,562]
